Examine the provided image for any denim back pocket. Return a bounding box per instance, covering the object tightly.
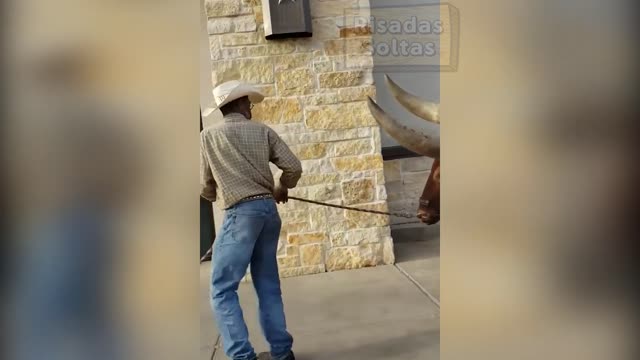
[222,212,236,231]
[215,212,237,247]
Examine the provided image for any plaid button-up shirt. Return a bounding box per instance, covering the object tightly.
[200,113,302,209]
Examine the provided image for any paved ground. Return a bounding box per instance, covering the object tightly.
[200,224,440,360]
[393,225,441,303]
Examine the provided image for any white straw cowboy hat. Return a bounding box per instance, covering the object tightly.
[202,80,264,117]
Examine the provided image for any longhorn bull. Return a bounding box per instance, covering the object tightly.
[368,75,441,225]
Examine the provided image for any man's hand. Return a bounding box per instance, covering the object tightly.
[273,182,289,204]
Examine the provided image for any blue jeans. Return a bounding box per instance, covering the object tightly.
[211,198,294,360]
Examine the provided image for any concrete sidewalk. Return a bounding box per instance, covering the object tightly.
[201,226,440,360]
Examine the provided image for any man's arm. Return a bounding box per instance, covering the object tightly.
[200,140,217,202]
[268,129,302,189]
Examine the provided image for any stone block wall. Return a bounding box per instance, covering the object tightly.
[383,156,436,226]
[205,0,394,278]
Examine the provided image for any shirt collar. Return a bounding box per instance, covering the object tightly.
[223,113,249,123]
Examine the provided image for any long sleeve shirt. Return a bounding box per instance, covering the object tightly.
[200,112,302,209]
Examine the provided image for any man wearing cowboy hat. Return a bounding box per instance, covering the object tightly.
[201,80,302,360]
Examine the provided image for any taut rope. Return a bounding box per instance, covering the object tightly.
[287,196,415,219]
[199,197,420,263]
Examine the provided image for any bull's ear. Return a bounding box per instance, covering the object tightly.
[385,74,440,124]
[367,97,440,159]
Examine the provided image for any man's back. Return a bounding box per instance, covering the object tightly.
[200,113,301,209]
[203,82,299,360]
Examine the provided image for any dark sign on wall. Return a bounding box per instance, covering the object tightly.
[262,0,313,40]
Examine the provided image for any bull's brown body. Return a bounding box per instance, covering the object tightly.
[418,160,440,225]
[368,75,441,225]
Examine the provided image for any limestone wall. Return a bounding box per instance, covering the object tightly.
[205,0,394,277]
[383,156,436,226]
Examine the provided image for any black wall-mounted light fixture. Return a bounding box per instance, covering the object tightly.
[262,0,313,40]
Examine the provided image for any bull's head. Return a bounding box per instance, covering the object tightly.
[367,75,441,225]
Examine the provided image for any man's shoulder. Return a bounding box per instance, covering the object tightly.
[199,127,210,140]
[248,120,278,134]
[201,122,225,136]
[244,119,271,129]
[238,119,276,135]
[200,126,218,147]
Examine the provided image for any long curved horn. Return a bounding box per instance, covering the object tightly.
[367,97,440,159]
[385,74,440,124]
